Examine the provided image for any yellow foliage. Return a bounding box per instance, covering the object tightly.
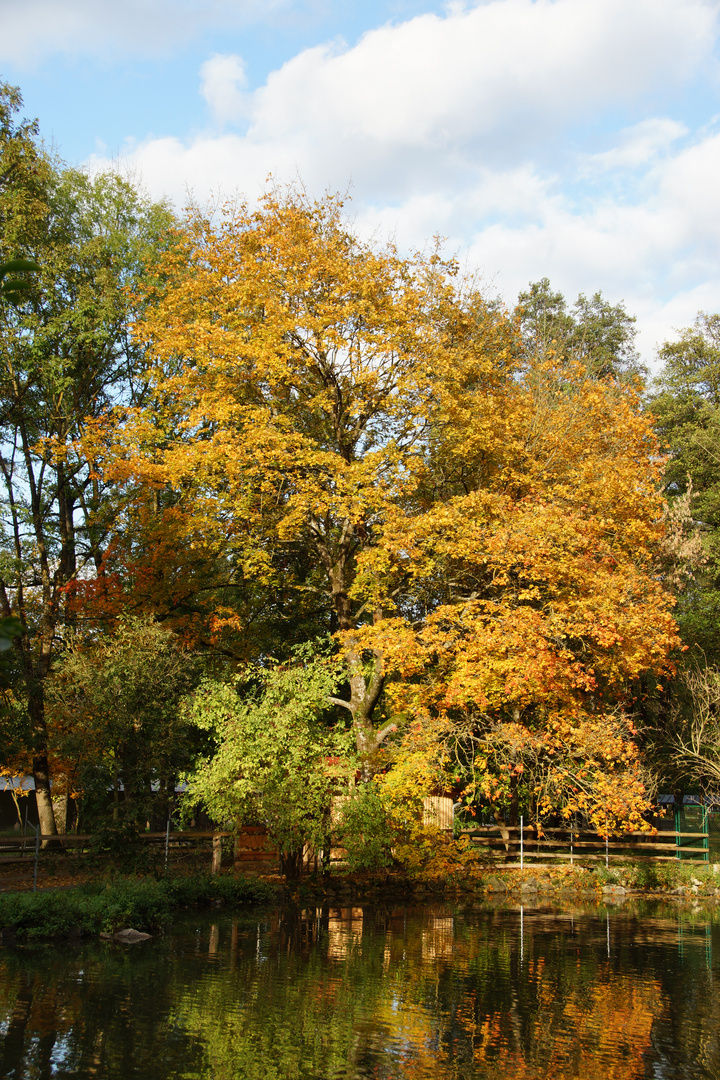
[82,190,679,828]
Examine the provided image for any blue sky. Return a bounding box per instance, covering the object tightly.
[3,0,720,365]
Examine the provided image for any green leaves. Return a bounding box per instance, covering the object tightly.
[46,616,204,821]
[335,782,394,870]
[516,277,643,381]
[185,642,354,865]
[650,312,720,659]
[0,615,22,652]
[0,257,39,305]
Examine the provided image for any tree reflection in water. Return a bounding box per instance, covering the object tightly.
[0,900,718,1078]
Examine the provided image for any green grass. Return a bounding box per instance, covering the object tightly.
[594,860,720,891]
[0,873,278,940]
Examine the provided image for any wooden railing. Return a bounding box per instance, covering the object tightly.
[460,825,710,864]
[0,830,237,885]
[0,821,711,883]
[0,829,230,854]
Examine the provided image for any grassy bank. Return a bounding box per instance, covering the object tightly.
[3,859,719,942]
[292,858,720,905]
[0,873,279,941]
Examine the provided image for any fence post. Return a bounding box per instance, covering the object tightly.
[212,833,222,875]
[33,825,40,893]
[165,817,170,873]
[520,905,524,964]
[703,804,710,863]
[570,827,574,866]
[605,826,609,870]
[520,815,523,870]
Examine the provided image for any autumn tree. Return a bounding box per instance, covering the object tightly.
[85,190,490,771]
[90,191,678,829]
[356,351,676,830]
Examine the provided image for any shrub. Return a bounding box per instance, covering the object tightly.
[0,873,278,940]
[336,784,395,871]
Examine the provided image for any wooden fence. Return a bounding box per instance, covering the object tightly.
[423,796,454,831]
[0,830,237,886]
[460,825,711,865]
[1,817,711,887]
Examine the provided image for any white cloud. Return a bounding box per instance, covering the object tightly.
[101,0,717,200]
[0,0,294,64]
[200,54,249,127]
[582,119,689,173]
[458,134,720,362]
[657,132,720,252]
[239,0,713,158]
[86,0,720,366]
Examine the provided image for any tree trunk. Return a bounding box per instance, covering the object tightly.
[31,750,58,845]
[24,588,58,844]
[212,834,222,875]
[279,848,303,880]
[317,528,396,777]
[493,810,511,852]
[52,789,68,835]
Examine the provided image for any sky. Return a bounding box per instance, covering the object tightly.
[2,0,720,367]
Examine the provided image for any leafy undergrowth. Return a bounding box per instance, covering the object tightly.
[373,833,720,895]
[296,845,720,902]
[595,861,720,893]
[294,861,601,903]
[0,873,278,940]
[403,853,720,896]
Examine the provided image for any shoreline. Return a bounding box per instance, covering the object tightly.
[3,860,720,943]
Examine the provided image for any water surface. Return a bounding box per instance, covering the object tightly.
[1,898,718,1078]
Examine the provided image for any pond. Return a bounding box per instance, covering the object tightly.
[0,898,718,1078]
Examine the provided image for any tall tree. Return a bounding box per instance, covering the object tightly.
[88,192,678,828]
[0,85,175,835]
[82,190,480,773]
[639,312,720,800]
[649,312,720,658]
[516,277,643,381]
[356,351,676,829]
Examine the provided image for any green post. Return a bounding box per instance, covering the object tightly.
[703,804,710,863]
[675,804,682,861]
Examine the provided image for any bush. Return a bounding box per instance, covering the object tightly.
[336,784,395,871]
[595,860,719,891]
[163,872,275,908]
[0,873,278,940]
[87,821,153,874]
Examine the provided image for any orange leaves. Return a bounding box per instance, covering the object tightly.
[366,350,677,697]
[347,352,677,825]
[464,708,654,833]
[97,191,454,602]
[360,489,677,723]
[79,190,680,827]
